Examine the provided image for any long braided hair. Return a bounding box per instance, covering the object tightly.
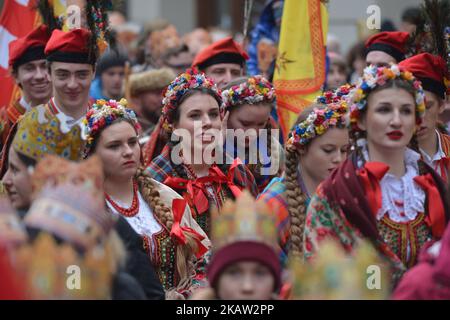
[135,167,202,293]
[285,104,324,257]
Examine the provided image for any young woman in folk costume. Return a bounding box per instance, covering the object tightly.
[304,64,450,285]
[83,99,210,299]
[146,68,258,236]
[221,75,283,193]
[258,86,350,265]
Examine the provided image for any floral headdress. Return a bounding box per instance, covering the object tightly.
[349,64,426,132]
[161,68,221,132]
[83,99,140,156]
[221,75,276,110]
[286,85,350,150]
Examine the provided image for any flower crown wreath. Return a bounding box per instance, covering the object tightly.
[349,64,426,132]
[83,99,141,155]
[161,68,221,132]
[287,85,350,149]
[221,75,276,110]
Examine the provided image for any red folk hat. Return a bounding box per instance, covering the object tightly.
[8,25,50,70]
[192,36,249,70]
[399,53,448,99]
[45,28,94,64]
[365,31,410,62]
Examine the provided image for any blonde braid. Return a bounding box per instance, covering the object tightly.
[135,168,200,291]
[285,147,308,258]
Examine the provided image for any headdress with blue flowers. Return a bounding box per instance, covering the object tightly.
[349,64,426,132]
[286,85,350,150]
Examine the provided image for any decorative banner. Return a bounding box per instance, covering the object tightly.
[273,0,328,139]
[0,0,41,110]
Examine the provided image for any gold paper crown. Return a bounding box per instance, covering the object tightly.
[0,196,28,247]
[25,155,113,252]
[289,240,390,300]
[13,105,84,162]
[211,191,277,250]
[11,232,115,299]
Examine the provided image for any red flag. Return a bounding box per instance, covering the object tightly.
[0,0,40,110]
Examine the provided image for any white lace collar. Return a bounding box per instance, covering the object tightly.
[358,139,426,222]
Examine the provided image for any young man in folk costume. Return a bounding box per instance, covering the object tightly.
[1,25,52,148]
[399,53,450,182]
[365,31,410,67]
[44,28,97,130]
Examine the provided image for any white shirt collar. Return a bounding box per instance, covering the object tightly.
[51,98,87,139]
[420,130,446,164]
[19,96,32,112]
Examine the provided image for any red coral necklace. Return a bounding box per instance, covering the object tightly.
[105,180,140,217]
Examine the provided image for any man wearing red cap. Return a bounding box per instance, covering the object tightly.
[192,37,249,88]
[399,53,450,181]
[1,25,52,146]
[365,31,409,67]
[44,28,96,129]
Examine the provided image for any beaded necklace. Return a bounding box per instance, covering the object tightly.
[105,180,140,217]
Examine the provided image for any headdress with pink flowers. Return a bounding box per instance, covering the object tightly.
[286,85,350,150]
[349,64,426,133]
[161,68,222,132]
[221,75,276,110]
[83,98,141,156]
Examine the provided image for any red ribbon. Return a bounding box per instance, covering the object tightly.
[170,198,208,259]
[358,162,389,217]
[207,158,243,198]
[164,159,244,215]
[414,174,446,238]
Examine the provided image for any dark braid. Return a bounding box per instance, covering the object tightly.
[285,147,309,257]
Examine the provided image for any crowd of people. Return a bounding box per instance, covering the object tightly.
[1,0,450,300]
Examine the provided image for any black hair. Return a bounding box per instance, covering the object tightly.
[401,7,423,25]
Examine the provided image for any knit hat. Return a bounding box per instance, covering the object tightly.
[96,49,128,76]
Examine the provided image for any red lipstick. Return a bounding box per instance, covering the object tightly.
[387,131,403,140]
